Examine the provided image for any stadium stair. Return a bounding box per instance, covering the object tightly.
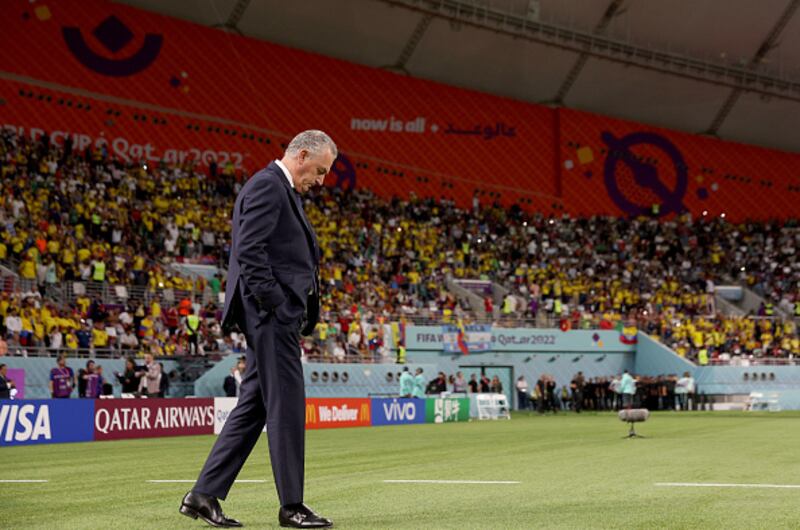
[168,262,224,307]
[713,288,746,317]
[172,355,224,397]
[445,276,513,321]
[445,275,486,319]
[722,284,790,318]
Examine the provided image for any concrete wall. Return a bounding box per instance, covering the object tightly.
[408,350,633,407]
[634,333,695,376]
[192,326,637,406]
[635,332,800,408]
[192,355,439,398]
[693,365,800,395]
[1,356,179,398]
[406,326,636,406]
[9,326,795,408]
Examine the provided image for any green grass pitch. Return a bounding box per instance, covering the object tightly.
[2,411,799,529]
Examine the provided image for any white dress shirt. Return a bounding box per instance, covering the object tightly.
[274,159,295,189]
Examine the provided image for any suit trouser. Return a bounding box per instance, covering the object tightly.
[194,308,305,506]
[517,391,528,410]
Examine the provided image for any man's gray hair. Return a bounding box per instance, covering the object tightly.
[285,130,338,159]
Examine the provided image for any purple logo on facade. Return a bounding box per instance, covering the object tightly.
[62,15,162,77]
[602,131,688,217]
[332,154,356,190]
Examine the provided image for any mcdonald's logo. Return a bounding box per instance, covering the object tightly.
[359,403,370,423]
[304,398,371,429]
[305,404,317,425]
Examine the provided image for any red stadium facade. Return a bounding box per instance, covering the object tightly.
[1,0,799,220]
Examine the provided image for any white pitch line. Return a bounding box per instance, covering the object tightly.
[0,480,48,483]
[655,482,800,489]
[146,480,266,484]
[384,480,520,485]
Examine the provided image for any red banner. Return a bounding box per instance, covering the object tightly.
[557,108,800,221]
[1,0,799,220]
[0,0,555,211]
[94,398,214,440]
[304,398,371,430]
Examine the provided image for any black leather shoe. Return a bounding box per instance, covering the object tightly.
[279,503,333,528]
[180,491,243,528]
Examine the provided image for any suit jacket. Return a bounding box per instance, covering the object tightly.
[222,162,320,335]
[0,374,9,399]
[223,375,237,398]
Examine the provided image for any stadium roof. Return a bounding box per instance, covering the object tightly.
[120,0,800,154]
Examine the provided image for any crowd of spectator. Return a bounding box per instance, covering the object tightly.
[493,214,799,320]
[641,313,799,364]
[0,289,233,357]
[0,129,798,364]
[0,129,231,282]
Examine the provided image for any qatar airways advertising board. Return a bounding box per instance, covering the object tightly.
[93,398,214,440]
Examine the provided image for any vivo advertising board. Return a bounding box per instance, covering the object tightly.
[0,399,94,446]
[370,398,426,426]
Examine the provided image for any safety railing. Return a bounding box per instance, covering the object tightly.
[707,358,800,366]
[1,346,160,360]
[0,257,220,307]
[59,280,211,307]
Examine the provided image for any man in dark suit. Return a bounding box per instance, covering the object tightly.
[0,364,10,399]
[181,130,336,529]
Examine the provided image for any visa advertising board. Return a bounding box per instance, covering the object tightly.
[0,399,94,446]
